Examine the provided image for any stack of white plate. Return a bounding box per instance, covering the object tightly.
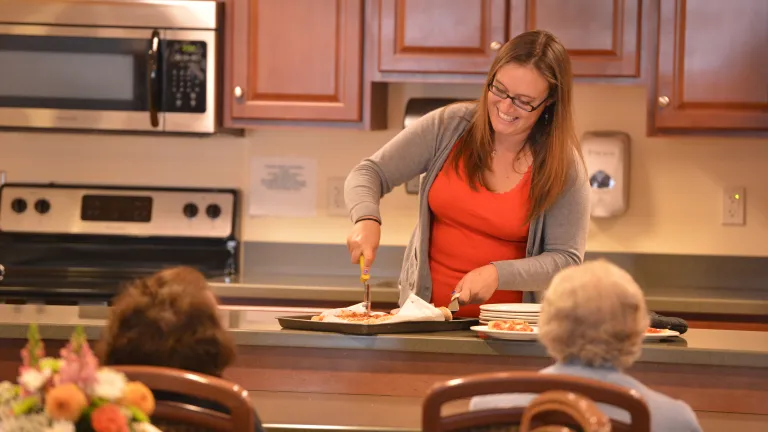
[479,303,541,325]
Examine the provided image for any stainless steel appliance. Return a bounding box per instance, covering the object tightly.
[0,0,219,134]
[0,182,239,303]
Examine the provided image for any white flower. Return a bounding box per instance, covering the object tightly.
[92,368,127,401]
[132,422,163,432]
[45,420,76,432]
[18,367,52,393]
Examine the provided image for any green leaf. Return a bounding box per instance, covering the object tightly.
[125,404,149,422]
[11,395,40,415]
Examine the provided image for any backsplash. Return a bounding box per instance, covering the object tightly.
[1,84,767,256]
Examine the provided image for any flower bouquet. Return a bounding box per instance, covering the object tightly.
[0,324,161,432]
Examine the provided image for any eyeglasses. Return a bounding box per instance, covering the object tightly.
[488,83,548,113]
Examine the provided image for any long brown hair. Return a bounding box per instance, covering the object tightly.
[450,30,583,222]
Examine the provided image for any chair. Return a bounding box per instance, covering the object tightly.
[112,365,261,432]
[422,371,650,432]
[520,391,610,432]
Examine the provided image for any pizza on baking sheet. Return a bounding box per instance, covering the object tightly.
[311,307,453,324]
[487,319,535,332]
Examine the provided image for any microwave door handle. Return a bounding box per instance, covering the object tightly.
[147,30,160,128]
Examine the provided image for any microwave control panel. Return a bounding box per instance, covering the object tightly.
[163,40,207,113]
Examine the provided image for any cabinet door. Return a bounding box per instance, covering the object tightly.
[653,0,768,131]
[377,0,507,74]
[229,0,363,122]
[509,0,641,77]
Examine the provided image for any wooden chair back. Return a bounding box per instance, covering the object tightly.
[520,390,611,432]
[111,365,261,432]
[422,371,650,432]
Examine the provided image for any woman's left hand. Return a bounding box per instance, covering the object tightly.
[453,264,499,305]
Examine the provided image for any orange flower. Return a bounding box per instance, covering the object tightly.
[91,403,129,432]
[44,383,88,421]
[120,381,155,416]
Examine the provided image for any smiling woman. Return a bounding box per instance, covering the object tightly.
[344,30,590,318]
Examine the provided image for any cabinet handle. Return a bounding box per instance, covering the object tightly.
[234,86,243,99]
[490,41,502,51]
[658,96,670,108]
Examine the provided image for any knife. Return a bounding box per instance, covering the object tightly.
[359,255,371,316]
[448,292,460,312]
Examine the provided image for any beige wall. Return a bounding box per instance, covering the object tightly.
[1,83,767,256]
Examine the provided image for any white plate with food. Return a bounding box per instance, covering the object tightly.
[480,303,542,313]
[644,328,680,340]
[471,319,539,341]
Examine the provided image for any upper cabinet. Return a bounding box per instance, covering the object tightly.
[651,0,768,133]
[370,0,641,81]
[377,0,507,75]
[509,0,642,78]
[225,0,364,127]
[220,0,766,137]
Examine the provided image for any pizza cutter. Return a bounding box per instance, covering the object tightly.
[359,255,372,316]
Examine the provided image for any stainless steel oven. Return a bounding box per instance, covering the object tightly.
[0,0,219,134]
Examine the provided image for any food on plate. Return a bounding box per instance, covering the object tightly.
[438,306,453,321]
[487,319,534,332]
[311,306,453,324]
[646,327,666,334]
[312,310,394,324]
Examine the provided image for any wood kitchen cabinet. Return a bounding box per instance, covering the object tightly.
[370,0,641,81]
[224,0,364,126]
[650,0,768,133]
[376,0,507,75]
[509,0,642,78]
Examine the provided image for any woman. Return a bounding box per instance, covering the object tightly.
[97,266,264,432]
[345,30,590,317]
[470,260,703,432]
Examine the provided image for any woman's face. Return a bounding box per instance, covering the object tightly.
[486,63,551,140]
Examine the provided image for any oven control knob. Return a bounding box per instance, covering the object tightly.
[10,198,27,213]
[34,199,51,214]
[183,203,199,218]
[206,203,222,219]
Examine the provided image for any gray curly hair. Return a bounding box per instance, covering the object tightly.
[539,259,650,369]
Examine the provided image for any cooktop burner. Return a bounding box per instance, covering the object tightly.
[0,182,239,303]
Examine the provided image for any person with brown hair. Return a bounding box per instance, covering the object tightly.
[96,266,266,431]
[345,30,590,317]
[97,266,236,377]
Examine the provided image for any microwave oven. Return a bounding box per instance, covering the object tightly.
[0,0,219,134]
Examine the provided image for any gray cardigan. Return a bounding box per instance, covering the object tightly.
[344,102,590,305]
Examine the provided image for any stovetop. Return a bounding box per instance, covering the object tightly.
[0,183,239,303]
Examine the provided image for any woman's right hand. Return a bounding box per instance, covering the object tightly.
[346,219,381,274]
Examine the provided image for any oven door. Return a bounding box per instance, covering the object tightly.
[0,25,161,132]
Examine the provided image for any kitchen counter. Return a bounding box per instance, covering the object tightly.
[0,305,766,369]
[1,305,766,427]
[206,273,768,315]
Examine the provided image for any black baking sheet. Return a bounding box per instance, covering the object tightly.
[276,314,479,335]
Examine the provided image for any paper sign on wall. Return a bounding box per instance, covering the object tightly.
[249,157,317,217]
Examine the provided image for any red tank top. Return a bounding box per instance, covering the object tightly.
[428,148,531,318]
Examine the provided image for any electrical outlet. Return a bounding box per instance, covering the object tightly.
[327,177,347,217]
[722,186,746,226]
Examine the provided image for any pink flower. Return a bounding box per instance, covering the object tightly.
[55,328,99,391]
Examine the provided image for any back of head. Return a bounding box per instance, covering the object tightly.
[97,266,236,377]
[539,260,649,369]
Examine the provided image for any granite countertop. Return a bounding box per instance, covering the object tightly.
[0,305,766,369]
[206,274,768,315]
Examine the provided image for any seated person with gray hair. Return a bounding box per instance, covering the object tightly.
[470,260,703,432]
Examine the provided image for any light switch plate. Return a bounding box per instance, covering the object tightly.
[327,177,347,216]
[722,186,746,226]
[405,176,420,195]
